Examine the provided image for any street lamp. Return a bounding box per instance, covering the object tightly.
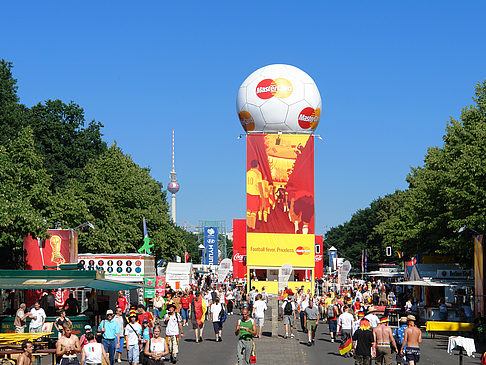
[74,222,95,231]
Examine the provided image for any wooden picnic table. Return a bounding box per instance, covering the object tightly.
[35,348,57,365]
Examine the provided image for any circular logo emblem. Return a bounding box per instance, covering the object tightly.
[126,267,132,273]
[117,260,123,266]
[135,267,142,274]
[126,260,132,266]
[298,107,321,129]
[107,267,113,273]
[256,78,293,99]
[135,260,142,266]
[238,111,255,132]
[107,260,113,266]
[117,267,123,273]
[98,260,104,266]
[295,246,311,255]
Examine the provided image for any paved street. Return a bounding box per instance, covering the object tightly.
[38,307,483,364]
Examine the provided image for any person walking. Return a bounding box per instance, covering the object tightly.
[144,325,169,365]
[351,318,375,365]
[401,315,422,365]
[299,294,309,333]
[226,290,235,315]
[124,312,142,365]
[55,310,72,339]
[281,296,296,339]
[252,294,267,339]
[164,303,183,363]
[97,309,121,365]
[190,292,207,343]
[28,301,46,333]
[114,307,125,363]
[327,299,338,342]
[235,308,257,365]
[304,299,319,346]
[210,297,224,342]
[393,317,409,365]
[80,325,93,348]
[373,317,398,365]
[337,307,354,344]
[153,291,165,322]
[81,332,110,365]
[14,303,29,334]
[180,293,191,327]
[56,322,82,365]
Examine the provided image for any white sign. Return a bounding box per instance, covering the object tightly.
[217,258,233,284]
[278,263,293,292]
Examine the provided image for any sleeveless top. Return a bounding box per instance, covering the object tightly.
[84,342,102,364]
[238,319,254,340]
[150,339,166,359]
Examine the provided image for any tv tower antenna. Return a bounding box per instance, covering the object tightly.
[167,129,180,223]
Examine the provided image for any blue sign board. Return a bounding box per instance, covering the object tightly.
[204,227,218,265]
[329,250,337,269]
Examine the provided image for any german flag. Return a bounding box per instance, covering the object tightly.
[397,251,403,259]
[339,338,352,355]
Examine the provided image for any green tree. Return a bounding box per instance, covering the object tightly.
[0,127,51,268]
[28,100,107,190]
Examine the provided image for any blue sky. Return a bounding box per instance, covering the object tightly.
[2,1,486,235]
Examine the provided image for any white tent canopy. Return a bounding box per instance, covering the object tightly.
[166,262,193,290]
[395,280,450,287]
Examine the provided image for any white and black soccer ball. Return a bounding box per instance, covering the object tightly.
[236,64,322,134]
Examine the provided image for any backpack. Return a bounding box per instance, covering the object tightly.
[284,301,293,315]
[327,305,336,319]
[219,305,227,323]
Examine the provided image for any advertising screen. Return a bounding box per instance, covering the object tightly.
[246,134,314,234]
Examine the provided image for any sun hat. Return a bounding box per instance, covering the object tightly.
[106,309,114,315]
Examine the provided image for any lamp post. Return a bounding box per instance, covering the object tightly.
[458,225,485,315]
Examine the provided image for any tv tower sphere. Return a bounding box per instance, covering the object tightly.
[168,181,179,194]
[236,64,322,134]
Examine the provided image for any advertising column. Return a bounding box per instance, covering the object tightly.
[204,227,218,266]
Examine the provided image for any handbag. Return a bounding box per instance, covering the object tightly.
[219,305,228,323]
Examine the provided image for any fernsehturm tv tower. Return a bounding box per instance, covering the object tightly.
[167,129,180,223]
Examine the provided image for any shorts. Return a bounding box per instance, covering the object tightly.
[307,319,318,332]
[283,314,294,326]
[255,317,264,327]
[247,194,260,213]
[128,344,139,363]
[166,335,179,355]
[181,308,189,320]
[59,357,80,365]
[405,347,420,363]
[116,337,124,353]
[328,320,337,334]
[213,321,223,333]
[29,326,42,333]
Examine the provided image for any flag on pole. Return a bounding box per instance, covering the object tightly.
[339,337,352,355]
[364,249,367,271]
[361,250,364,273]
[397,251,403,259]
[138,217,154,254]
[184,251,189,263]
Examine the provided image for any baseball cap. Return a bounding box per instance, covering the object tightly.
[84,325,92,330]
[106,309,114,315]
[143,319,149,324]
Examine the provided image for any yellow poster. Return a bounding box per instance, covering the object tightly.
[247,233,315,267]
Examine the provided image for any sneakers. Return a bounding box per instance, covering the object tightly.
[117,359,121,363]
[284,334,288,339]
[307,341,312,347]
[172,356,178,364]
[331,338,334,343]
[290,334,295,338]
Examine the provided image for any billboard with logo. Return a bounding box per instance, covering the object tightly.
[24,229,78,270]
[204,227,218,265]
[246,134,314,234]
[232,219,247,279]
[314,235,324,278]
[247,233,314,267]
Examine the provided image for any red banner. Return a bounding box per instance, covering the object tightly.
[314,235,324,278]
[24,229,78,270]
[246,134,314,234]
[232,219,247,279]
[155,276,166,296]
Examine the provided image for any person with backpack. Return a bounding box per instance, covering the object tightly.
[281,296,296,339]
[210,297,224,342]
[327,299,338,343]
[393,317,409,365]
[164,303,183,364]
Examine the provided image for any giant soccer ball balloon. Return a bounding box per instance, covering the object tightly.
[236,64,322,134]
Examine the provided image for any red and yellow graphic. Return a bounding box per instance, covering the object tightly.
[247,233,314,267]
[256,78,293,99]
[298,107,321,129]
[238,110,255,132]
[50,235,66,265]
[246,134,314,234]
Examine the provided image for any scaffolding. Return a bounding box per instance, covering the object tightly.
[198,220,228,262]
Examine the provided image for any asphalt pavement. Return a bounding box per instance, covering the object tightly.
[38,307,484,364]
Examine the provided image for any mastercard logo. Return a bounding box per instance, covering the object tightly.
[298,107,321,129]
[256,78,293,99]
[296,246,311,255]
[238,110,255,132]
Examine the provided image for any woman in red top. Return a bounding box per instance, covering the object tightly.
[180,293,191,326]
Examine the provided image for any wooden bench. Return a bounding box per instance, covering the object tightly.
[425,321,475,338]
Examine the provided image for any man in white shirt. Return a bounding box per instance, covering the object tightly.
[29,301,46,333]
[299,294,309,333]
[164,303,183,363]
[365,306,380,328]
[124,313,141,365]
[281,297,296,339]
[252,294,267,338]
[337,307,354,341]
